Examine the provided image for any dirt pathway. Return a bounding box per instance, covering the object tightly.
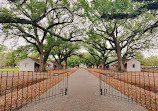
[19,69,147,111]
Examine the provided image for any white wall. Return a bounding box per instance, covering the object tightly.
[127,59,141,72]
[19,58,35,71]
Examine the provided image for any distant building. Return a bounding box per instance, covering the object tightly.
[48,61,63,70]
[109,58,141,72]
[109,61,118,70]
[19,58,50,72]
[79,64,87,68]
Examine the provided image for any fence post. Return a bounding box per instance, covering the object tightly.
[153,70,157,110]
[99,69,102,95]
[65,69,68,95]
[4,71,8,111]
[0,72,2,97]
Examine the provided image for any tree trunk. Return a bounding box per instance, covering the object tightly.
[113,38,125,71]
[58,61,63,69]
[115,44,124,71]
[65,58,68,69]
[39,54,45,71]
[103,57,106,69]
[39,46,46,72]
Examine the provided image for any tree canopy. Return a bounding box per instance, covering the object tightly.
[0,0,158,71]
[0,0,83,71]
[79,0,158,71]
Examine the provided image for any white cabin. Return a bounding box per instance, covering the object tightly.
[19,58,51,72]
[19,58,40,71]
[46,61,63,70]
[110,58,141,72]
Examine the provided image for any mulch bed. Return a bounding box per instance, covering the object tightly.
[0,68,77,111]
[86,68,158,111]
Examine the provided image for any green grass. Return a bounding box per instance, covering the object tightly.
[0,68,19,72]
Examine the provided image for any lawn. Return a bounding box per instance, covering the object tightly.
[0,68,19,72]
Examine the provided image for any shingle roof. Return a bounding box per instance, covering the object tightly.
[51,61,64,67]
[112,59,131,66]
[29,57,50,66]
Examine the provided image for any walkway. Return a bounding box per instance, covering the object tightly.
[20,69,147,111]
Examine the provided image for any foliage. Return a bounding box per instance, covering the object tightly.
[85,30,112,68]
[134,52,144,63]
[0,44,8,68]
[51,40,80,65]
[0,44,7,52]
[0,0,82,71]
[67,56,80,68]
[0,0,158,70]
[0,53,8,68]
[135,52,158,66]
[25,1,47,21]
[6,45,32,67]
[0,7,15,18]
[0,44,33,68]
[79,0,157,70]
[81,52,101,68]
[142,56,158,66]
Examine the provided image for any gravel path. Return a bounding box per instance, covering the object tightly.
[19,69,147,111]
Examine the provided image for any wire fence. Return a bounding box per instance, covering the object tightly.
[0,69,69,111]
[85,68,158,111]
[97,69,158,111]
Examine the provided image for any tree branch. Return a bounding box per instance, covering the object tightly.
[101,2,158,20]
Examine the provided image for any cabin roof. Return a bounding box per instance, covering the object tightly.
[51,61,64,67]
[29,57,50,66]
[111,59,132,66]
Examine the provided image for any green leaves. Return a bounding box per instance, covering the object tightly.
[0,8,15,18]
[114,0,131,11]
[50,40,80,64]
[25,0,47,20]
[0,44,7,52]
[68,56,80,67]
[142,56,158,66]
[78,0,90,17]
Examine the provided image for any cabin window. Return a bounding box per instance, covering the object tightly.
[133,64,135,68]
[25,63,28,67]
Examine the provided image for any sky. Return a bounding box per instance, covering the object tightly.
[0,0,158,58]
